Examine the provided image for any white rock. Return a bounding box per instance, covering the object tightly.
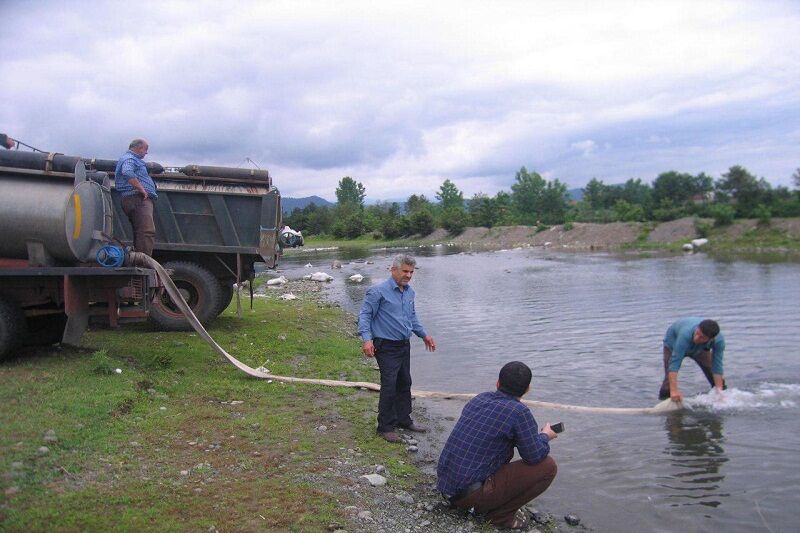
[279,293,298,300]
[115,368,122,374]
[691,238,709,248]
[348,274,364,282]
[37,446,49,455]
[310,272,334,282]
[266,276,288,286]
[357,510,374,520]
[302,274,312,280]
[682,243,694,251]
[255,366,270,374]
[304,263,313,268]
[360,473,387,486]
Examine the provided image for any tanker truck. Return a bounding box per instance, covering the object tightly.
[0,141,299,359]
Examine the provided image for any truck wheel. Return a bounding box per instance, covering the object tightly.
[149,261,222,331]
[0,296,25,360]
[216,280,235,317]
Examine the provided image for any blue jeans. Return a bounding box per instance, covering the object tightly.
[374,337,413,433]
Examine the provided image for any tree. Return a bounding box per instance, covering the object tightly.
[335,176,366,208]
[493,191,515,226]
[793,168,800,190]
[510,167,547,225]
[467,193,496,228]
[715,165,770,217]
[406,194,432,214]
[435,179,464,210]
[510,167,569,225]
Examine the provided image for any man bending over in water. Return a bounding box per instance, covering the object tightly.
[660,317,726,402]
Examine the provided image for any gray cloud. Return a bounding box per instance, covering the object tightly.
[2,1,799,202]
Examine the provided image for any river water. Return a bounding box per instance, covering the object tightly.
[277,245,800,533]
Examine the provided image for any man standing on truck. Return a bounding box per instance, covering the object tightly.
[115,139,158,256]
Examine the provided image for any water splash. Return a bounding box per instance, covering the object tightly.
[686,383,800,412]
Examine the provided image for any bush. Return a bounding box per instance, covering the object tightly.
[562,221,574,231]
[753,204,772,226]
[707,204,736,227]
[694,218,712,238]
[440,208,469,235]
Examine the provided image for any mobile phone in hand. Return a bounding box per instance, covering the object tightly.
[550,422,565,433]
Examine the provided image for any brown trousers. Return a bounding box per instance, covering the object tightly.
[121,195,156,256]
[453,457,557,527]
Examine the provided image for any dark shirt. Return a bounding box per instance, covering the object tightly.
[357,276,427,341]
[437,390,550,496]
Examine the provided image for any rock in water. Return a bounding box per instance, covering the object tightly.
[565,514,581,526]
[349,274,364,282]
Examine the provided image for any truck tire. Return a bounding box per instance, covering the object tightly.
[216,280,235,317]
[0,296,25,360]
[149,261,222,331]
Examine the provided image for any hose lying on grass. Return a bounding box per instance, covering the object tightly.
[133,252,682,416]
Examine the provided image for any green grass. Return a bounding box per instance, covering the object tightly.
[0,297,421,532]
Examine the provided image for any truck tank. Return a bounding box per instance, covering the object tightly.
[0,151,111,264]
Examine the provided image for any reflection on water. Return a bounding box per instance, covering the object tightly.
[663,412,728,509]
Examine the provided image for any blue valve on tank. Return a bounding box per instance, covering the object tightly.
[96,245,126,268]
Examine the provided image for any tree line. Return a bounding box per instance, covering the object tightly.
[284,166,800,239]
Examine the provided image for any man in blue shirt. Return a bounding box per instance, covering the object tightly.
[115,138,158,256]
[358,254,436,443]
[437,361,558,530]
[659,317,726,402]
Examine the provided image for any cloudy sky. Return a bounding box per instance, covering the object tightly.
[2,1,798,201]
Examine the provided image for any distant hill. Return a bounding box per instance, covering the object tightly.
[282,196,334,213]
[568,188,584,201]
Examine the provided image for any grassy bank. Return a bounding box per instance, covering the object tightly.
[0,297,423,532]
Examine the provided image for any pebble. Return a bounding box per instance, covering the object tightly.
[129,441,140,447]
[37,446,50,456]
[407,439,418,445]
[565,514,581,526]
[43,429,57,443]
[230,400,243,405]
[159,406,166,411]
[317,425,328,432]
[375,464,386,474]
[357,510,373,521]
[531,511,550,524]
[180,470,189,476]
[406,445,418,453]
[395,491,414,505]
[360,474,387,486]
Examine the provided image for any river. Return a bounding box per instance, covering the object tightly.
[277,245,800,533]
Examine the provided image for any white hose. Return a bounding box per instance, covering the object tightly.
[134,253,682,416]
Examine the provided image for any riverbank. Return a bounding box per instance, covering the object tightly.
[297,216,800,256]
[0,283,565,532]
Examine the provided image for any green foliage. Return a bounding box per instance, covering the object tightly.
[707,203,736,227]
[694,218,712,238]
[91,349,115,375]
[562,221,574,231]
[753,204,772,225]
[715,165,770,217]
[335,176,366,208]
[440,207,470,234]
[466,193,496,228]
[331,211,366,239]
[613,199,645,222]
[511,167,569,225]
[408,209,435,235]
[435,179,464,210]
